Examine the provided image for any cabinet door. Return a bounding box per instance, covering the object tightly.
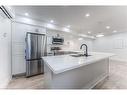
[47,36,52,45]
[46,36,52,53]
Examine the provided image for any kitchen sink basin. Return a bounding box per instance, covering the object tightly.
[70,54,91,57]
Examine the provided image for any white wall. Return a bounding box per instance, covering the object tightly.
[0,13,12,88]
[93,32,127,62]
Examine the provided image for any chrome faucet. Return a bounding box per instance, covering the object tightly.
[80,44,88,56]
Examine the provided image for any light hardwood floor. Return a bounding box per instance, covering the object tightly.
[6,60,127,89]
[6,75,44,89]
[95,60,127,89]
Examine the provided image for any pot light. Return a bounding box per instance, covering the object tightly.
[106,26,110,29]
[88,31,91,34]
[25,13,29,16]
[67,25,71,28]
[78,38,83,41]
[63,27,70,32]
[85,13,90,17]
[46,23,55,29]
[79,34,95,39]
[113,30,117,33]
[90,36,95,39]
[79,34,87,37]
[50,20,54,23]
[96,34,104,37]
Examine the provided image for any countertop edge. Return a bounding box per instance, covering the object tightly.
[43,52,114,74]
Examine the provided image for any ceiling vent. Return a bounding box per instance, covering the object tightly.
[0,6,13,19]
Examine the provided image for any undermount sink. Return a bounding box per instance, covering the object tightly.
[70,54,91,57]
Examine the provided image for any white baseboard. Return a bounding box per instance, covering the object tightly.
[110,58,127,63]
[0,77,11,89]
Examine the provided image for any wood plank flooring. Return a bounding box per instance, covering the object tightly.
[94,60,127,89]
[6,75,44,89]
[6,60,127,89]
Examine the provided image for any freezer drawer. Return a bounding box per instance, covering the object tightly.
[26,59,44,77]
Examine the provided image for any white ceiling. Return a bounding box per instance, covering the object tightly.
[11,6,127,36]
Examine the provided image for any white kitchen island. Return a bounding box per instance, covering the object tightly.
[42,52,114,89]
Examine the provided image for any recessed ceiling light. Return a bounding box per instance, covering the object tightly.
[96,34,104,37]
[85,13,90,17]
[67,25,71,28]
[78,38,83,41]
[46,23,55,29]
[79,34,87,37]
[113,30,117,33]
[91,36,95,39]
[88,31,91,34]
[25,13,29,16]
[63,27,70,32]
[106,26,110,29]
[50,20,54,23]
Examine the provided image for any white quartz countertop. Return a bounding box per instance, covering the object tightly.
[42,52,114,74]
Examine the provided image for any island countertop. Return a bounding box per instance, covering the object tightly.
[42,52,114,74]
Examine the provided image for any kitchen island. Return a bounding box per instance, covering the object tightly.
[42,52,114,89]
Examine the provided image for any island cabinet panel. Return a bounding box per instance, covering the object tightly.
[44,58,109,89]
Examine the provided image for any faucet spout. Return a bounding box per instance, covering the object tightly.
[80,44,88,56]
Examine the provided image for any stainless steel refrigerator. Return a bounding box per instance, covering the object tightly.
[25,32,47,77]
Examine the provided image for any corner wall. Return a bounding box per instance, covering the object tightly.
[93,32,127,62]
[0,15,12,88]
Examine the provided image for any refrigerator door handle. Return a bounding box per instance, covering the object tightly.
[42,36,47,56]
[44,36,47,56]
[40,35,46,57]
